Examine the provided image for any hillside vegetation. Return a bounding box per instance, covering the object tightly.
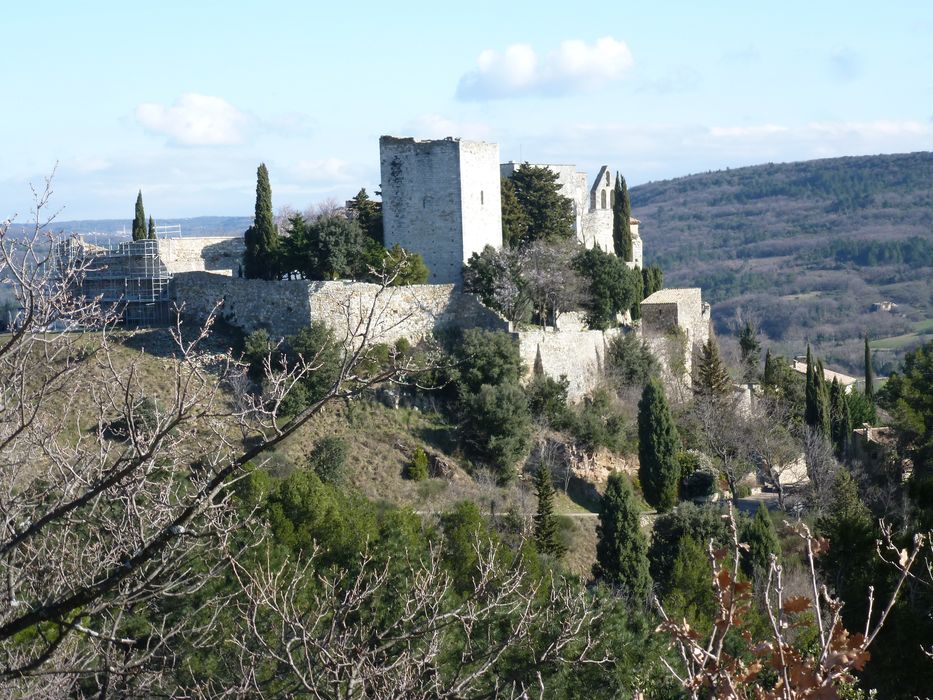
[631,151,933,375]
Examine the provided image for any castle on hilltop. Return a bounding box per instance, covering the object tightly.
[379,136,643,285]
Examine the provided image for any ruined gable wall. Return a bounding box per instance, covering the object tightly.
[381,137,464,285]
[158,237,244,275]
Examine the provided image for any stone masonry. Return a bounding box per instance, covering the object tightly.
[380,136,503,285]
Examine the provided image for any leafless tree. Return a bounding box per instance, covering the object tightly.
[803,427,841,517]
[0,177,440,695]
[690,394,755,502]
[219,540,608,699]
[657,505,929,700]
[518,240,588,328]
[749,396,805,510]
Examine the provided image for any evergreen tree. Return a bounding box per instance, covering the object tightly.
[738,322,761,382]
[741,502,780,579]
[804,345,821,429]
[829,378,852,460]
[533,466,564,558]
[629,267,644,321]
[612,173,633,261]
[348,188,384,245]
[500,177,529,247]
[763,348,775,386]
[506,164,574,244]
[695,335,732,398]
[815,358,832,436]
[132,190,146,241]
[637,379,680,512]
[147,215,156,240]
[664,534,717,631]
[243,163,280,280]
[593,473,651,599]
[642,264,663,298]
[864,334,875,403]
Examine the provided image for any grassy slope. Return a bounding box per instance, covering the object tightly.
[631,151,933,376]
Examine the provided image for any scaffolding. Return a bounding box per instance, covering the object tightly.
[51,238,173,326]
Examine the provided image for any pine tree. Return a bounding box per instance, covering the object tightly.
[664,534,717,631]
[741,502,780,578]
[132,190,146,241]
[612,173,633,261]
[738,322,761,382]
[638,379,680,512]
[243,163,280,280]
[864,334,875,403]
[593,472,651,599]
[695,335,732,397]
[533,466,564,557]
[147,216,156,240]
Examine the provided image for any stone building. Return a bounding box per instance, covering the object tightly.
[499,161,643,267]
[380,136,503,285]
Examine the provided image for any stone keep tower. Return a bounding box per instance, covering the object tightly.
[380,136,503,285]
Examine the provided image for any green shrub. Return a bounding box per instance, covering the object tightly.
[454,329,524,395]
[406,447,429,481]
[306,435,349,485]
[460,382,531,484]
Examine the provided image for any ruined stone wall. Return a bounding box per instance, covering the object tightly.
[581,208,614,251]
[172,272,509,344]
[514,327,622,401]
[381,136,501,285]
[157,237,244,276]
[640,288,711,396]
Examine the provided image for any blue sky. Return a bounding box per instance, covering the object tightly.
[2,0,932,220]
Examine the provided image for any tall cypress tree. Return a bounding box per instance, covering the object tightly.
[612,173,633,261]
[738,322,761,382]
[695,335,732,398]
[763,348,775,386]
[533,466,564,557]
[816,358,832,436]
[132,190,146,241]
[804,345,820,429]
[864,334,875,403]
[593,472,652,600]
[638,379,680,512]
[147,216,156,240]
[243,163,280,280]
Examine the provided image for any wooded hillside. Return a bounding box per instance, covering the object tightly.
[631,151,933,375]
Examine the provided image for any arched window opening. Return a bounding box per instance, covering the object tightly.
[600,190,607,209]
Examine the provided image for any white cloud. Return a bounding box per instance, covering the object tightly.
[457,37,634,100]
[289,158,352,182]
[136,93,251,146]
[402,114,493,140]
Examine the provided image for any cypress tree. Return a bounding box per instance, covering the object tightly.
[763,348,775,386]
[741,502,780,579]
[816,358,832,436]
[132,190,146,241]
[243,163,280,280]
[147,216,156,240]
[638,378,680,512]
[804,346,820,429]
[593,472,651,599]
[738,322,761,382]
[864,334,875,403]
[642,264,663,298]
[695,335,732,398]
[612,173,633,261]
[533,466,564,557]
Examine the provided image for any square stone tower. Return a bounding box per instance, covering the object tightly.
[380,136,503,285]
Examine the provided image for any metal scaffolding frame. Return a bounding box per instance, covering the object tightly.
[51,238,173,327]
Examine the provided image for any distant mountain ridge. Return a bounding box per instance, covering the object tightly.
[630,151,933,374]
[9,216,252,241]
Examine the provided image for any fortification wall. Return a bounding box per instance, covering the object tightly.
[640,287,711,396]
[158,237,244,276]
[171,272,509,344]
[514,327,622,400]
[458,140,503,267]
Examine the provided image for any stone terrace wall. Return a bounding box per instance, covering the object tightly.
[514,327,622,401]
[172,272,509,343]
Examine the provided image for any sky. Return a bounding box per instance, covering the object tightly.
[2,0,932,221]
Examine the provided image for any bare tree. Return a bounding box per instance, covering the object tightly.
[657,505,929,700]
[0,178,439,695]
[804,427,840,517]
[222,540,607,699]
[691,394,754,502]
[518,240,588,328]
[750,396,805,510]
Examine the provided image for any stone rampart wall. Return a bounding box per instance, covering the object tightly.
[514,327,622,400]
[171,272,509,344]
